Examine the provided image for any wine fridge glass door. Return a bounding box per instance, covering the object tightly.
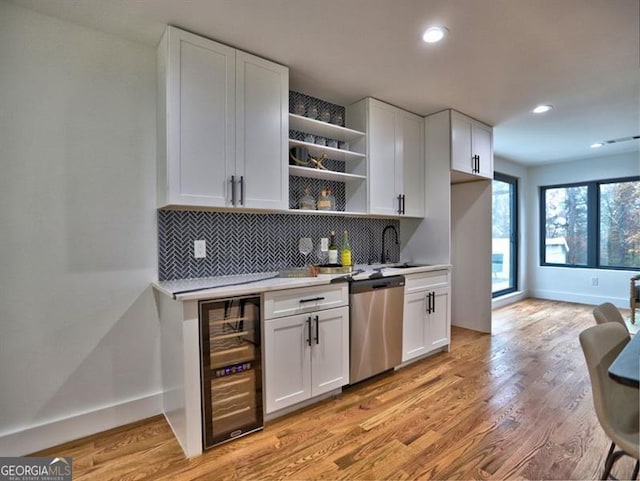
[199,295,263,448]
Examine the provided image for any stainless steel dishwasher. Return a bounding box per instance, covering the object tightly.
[349,275,405,384]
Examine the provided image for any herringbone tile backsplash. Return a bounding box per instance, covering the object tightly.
[158,210,400,281]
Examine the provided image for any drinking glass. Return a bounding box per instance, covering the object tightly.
[298,238,313,266]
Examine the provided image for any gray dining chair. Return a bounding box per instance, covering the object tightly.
[593,302,630,335]
[580,323,639,480]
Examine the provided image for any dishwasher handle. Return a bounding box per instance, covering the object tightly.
[349,275,405,294]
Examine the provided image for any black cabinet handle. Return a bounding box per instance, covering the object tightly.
[314,315,319,344]
[426,292,435,313]
[472,154,480,173]
[402,194,406,215]
[397,194,403,214]
[231,175,236,205]
[240,176,245,205]
[299,296,325,303]
[306,317,312,346]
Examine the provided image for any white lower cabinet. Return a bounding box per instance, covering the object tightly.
[402,270,451,362]
[264,285,349,414]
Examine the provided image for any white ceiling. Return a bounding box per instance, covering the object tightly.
[10,0,640,166]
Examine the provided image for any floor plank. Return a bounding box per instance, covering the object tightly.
[32,299,637,480]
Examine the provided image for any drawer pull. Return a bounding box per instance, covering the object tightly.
[299,296,325,303]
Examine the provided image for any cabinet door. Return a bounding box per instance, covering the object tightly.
[450,111,473,174]
[236,51,289,210]
[472,123,493,179]
[167,27,235,207]
[368,99,401,215]
[400,111,424,217]
[311,306,350,396]
[264,314,311,413]
[427,288,450,350]
[402,291,428,362]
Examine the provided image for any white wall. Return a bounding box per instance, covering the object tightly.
[0,2,160,455]
[451,180,492,332]
[527,151,640,308]
[493,156,530,307]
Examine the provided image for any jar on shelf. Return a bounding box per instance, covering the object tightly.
[307,104,318,119]
[317,188,331,211]
[293,100,306,116]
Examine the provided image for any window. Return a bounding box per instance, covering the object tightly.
[599,179,640,269]
[540,177,640,270]
[493,173,518,296]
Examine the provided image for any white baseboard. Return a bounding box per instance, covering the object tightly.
[530,289,629,309]
[0,392,163,457]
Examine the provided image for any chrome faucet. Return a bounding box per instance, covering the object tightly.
[381,225,399,264]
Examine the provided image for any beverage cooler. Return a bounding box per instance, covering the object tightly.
[199,295,263,448]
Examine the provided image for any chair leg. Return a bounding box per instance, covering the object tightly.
[602,442,616,480]
[632,460,639,480]
[602,444,626,481]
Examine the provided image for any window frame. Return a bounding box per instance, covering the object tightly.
[539,175,640,271]
[493,172,518,298]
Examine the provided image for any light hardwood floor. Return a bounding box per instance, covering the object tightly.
[33,299,637,480]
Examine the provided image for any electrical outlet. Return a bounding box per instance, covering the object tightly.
[320,238,329,251]
[194,240,206,259]
[591,277,598,287]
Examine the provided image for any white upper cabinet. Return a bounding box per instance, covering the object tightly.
[350,98,425,217]
[157,26,288,209]
[235,51,288,209]
[399,110,425,217]
[450,110,493,181]
[368,99,400,216]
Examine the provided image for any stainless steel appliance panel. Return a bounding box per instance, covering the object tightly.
[349,276,405,384]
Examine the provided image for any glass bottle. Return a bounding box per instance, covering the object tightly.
[341,230,352,267]
[328,231,338,264]
[299,186,315,210]
[326,188,336,211]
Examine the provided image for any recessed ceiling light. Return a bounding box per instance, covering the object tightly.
[422,26,449,43]
[590,142,604,148]
[532,104,553,114]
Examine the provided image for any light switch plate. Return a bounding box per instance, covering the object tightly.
[194,240,206,258]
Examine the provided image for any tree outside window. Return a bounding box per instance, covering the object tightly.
[543,185,588,265]
[600,180,640,268]
[541,177,640,270]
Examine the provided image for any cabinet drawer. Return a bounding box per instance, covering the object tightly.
[264,284,348,320]
[405,270,449,293]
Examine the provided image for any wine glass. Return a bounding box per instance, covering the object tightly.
[298,238,313,266]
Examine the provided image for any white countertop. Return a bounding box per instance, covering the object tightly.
[153,263,451,301]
